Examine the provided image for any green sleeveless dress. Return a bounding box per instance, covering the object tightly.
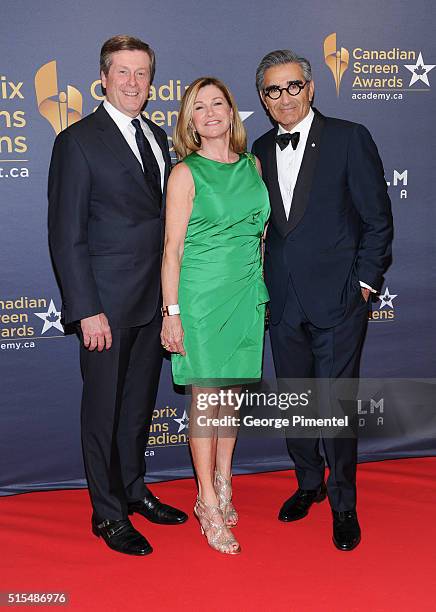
[171,152,270,387]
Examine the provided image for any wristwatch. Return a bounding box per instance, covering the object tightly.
[161,304,180,317]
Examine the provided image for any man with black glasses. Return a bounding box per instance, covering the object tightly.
[252,50,393,551]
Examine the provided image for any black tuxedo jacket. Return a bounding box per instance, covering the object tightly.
[48,104,172,328]
[252,109,393,328]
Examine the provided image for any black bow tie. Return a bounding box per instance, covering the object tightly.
[275,131,300,151]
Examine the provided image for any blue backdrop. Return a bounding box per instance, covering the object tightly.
[1,0,435,495]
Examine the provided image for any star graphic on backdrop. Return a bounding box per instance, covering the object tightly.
[404,52,435,86]
[34,299,64,334]
[378,288,398,310]
[239,111,253,122]
[174,410,189,433]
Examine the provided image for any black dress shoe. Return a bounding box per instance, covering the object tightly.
[278,482,327,522]
[91,516,153,556]
[332,510,361,551]
[128,491,188,525]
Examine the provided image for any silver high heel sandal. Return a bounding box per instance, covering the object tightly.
[214,470,239,528]
[193,497,241,554]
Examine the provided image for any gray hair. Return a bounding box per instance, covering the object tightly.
[256,49,312,91]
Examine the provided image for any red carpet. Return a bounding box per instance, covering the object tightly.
[2,458,436,611]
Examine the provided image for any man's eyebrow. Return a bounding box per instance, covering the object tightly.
[264,80,303,89]
[116,64,148,70]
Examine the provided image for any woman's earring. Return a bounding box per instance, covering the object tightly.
[190,123,201,146]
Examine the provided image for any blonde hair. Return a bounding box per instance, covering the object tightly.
[173,77,247,160]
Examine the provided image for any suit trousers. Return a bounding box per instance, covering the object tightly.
[269,275,368,511]
[79,311,162,520]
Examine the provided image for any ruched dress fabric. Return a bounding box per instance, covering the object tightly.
[172,152,270,387]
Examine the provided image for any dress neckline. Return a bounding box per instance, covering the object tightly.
[193,151,242,166]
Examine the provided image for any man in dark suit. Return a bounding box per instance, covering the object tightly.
[48,35,187,556]
[253,50,393,551]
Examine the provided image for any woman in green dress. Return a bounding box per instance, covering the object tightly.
[161,77,270,555]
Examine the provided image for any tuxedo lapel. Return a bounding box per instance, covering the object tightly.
[93,105,154,199]
[285,110,325,235]
[263,130,289,232]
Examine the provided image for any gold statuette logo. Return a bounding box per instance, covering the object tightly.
[35,60,82,134]
[324,33,349,96]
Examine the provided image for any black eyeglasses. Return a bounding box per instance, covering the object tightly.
[263,80,309,99]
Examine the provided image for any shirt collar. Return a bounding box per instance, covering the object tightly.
[103,99,142,131]
[277,107,314,136]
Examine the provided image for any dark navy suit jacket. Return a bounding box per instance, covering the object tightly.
[48,104,172,328]
[252,109,393,328]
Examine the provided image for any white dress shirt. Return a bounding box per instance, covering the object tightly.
[103,99,165,191]
[276,107,375,293]
[276,108,314,220]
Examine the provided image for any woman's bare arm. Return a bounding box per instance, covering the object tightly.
[161,162,194,355]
